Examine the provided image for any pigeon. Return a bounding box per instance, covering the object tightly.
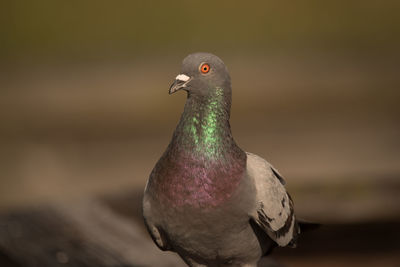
[143,52,302,267]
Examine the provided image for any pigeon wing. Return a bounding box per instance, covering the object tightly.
[142,187,171,251]
[246,152,298,247]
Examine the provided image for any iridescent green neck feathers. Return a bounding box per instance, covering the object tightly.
[172,87,235,160]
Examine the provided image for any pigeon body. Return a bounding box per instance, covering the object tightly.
[143,53,299,266]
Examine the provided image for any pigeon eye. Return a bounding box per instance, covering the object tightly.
[200,63,210,74]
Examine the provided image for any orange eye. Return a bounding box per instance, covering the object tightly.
[200,63,210,74]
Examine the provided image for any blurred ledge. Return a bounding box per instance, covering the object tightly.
[0,189,399,267]
[0,195,185,267]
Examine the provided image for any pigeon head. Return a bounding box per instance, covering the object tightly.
[169,52,231,96]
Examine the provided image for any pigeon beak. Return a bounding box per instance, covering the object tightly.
[169,74,192,94]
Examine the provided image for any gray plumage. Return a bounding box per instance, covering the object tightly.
[143,53,300,267]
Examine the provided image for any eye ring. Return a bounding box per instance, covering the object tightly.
[199,63,210,74]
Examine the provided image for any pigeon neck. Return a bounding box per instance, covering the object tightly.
[172,87,241,161]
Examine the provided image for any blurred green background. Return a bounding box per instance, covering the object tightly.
[1,1,400,266]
